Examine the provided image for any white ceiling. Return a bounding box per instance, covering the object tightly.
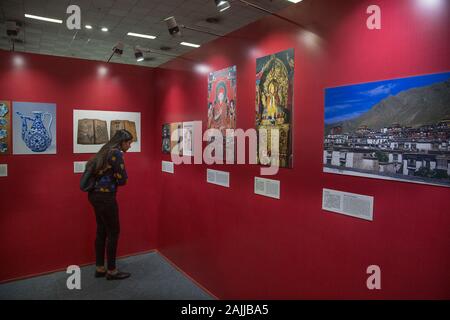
[0,0,297,68]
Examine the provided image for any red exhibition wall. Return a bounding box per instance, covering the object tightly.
[154,0,450,299]
[0,50,157,282]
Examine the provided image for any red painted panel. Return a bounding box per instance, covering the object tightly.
[0,51,157,282]
[154,0,450,299]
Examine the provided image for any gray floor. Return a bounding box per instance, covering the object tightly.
[0,252,213,300]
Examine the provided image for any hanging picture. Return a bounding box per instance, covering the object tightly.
[0,101,12,155]
[162,123,171,154]
[256,48,294,168]
[170,122,183,156]
[73,110,141,153]
[13,101,57,155]
[182,121,202,157]
[324,72,450,187]
[208,66,237,134]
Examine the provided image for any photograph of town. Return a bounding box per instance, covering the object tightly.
[324,72,450,187]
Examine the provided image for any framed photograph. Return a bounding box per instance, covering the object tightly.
[256,49,294,168]
[73,109,141,153]
[324,72,450,187]
[13,101,57,155]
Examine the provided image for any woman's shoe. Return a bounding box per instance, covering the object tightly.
[106,271,131,280]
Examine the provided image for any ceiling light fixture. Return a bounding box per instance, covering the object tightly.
[24,14,63,24]
[180,42,201,48]
[107,41,124,63]
[214,0,231,12]
[101,27,108,32]
[134,47,145,62]
[127,32,157,40]
[85,25,93,29]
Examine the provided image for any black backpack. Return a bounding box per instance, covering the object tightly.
[80,162,97,192]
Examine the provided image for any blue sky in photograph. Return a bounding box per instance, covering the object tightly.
[325,72,450,125]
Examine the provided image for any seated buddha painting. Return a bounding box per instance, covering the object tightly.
[256,48,294,168]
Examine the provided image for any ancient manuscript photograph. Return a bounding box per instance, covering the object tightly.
[73,109,141,153]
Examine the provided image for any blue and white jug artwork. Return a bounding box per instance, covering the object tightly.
[0,103,8,117]
[16,111,53,152]
[0,129,7,139]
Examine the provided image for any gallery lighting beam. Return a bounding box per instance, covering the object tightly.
[164,16,224,38]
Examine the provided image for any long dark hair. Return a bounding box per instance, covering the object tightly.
[87,129,133,174]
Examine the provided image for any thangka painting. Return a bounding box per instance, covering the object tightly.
[0,101,12,155]
[256,48,294,168]
[208,66,237,134]
[324,72,450,187]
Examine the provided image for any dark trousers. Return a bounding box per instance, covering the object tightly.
[88,192,120,271]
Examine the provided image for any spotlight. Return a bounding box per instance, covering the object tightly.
[164,16,181,37]
[6,21,20,37]
[165,16,223,37]
[107,41,124,62]
[134,47,144,62]
[214,0,231,12]
[112,41,124,55]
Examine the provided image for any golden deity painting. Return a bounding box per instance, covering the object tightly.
[256,48,294,168]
